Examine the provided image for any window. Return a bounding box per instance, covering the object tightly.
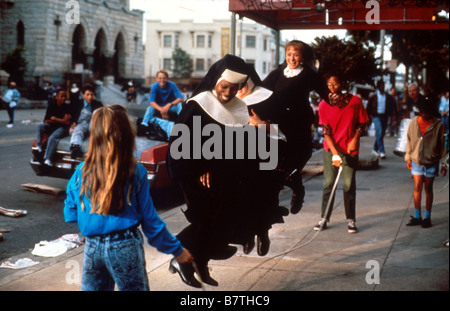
[208,35,212,48]
[263,62,267,74]
[263,39,267,51]
[174,34,179,48]
[163,35,172,48]
[196,58,205,71]
[17,21,25,47]
[196,35,205,48]
[246,35,256,48]
[163,58,171,70]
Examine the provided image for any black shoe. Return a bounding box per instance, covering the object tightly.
[243,237,255,255]
[290,192,304,214]
[421,218,432,228]
[169,258,202,288]
[278,206,290,217]
[70,145,83,159]
[257,231,270,256]
[195,263,218,287]
[285,177,305,215]
[406,216,422,226]
[32,149,44,163]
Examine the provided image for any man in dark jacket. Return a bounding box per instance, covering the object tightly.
[69,84,103,158]
[366,80,396,159]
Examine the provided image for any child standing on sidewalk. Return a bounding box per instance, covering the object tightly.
[64,105,193,291]
[405,100,448,228]
[315,73,369,233]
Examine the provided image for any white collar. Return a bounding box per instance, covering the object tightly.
[283,66,303,78]
[187,91,249,126]
[241,86,273,106]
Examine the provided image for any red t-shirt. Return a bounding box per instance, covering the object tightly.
[319,95,369,155]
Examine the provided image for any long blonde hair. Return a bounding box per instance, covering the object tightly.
[80,105,137,215]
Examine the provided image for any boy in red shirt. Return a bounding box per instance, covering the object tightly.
[315,73,369,233]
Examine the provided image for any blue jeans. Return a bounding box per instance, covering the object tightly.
[150,117,174,138]
[141,103,182,126]
[36,123,69,161]
[372,115,388,154]
[81,227,149,291]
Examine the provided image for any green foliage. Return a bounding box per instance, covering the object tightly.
[311,36,380,90]
[0,46,27,84]
[172,48,192,79]
[389,30,449,97]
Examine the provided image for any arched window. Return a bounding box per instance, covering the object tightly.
[17,21,25,47]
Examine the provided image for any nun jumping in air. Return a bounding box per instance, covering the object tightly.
[166,54,259,288]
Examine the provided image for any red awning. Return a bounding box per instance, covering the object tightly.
[229,0,449,30]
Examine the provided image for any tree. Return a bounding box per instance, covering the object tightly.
[389,30,449,100]
[311,35,380,90]
[172,48,192,79]
[0,46,28,84]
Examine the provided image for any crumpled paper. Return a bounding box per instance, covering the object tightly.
[31,234,83,258]
[0,258,39,269]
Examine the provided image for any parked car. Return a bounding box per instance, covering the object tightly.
[30,128,172,189]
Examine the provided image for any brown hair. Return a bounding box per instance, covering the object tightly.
[80,105,137,215]
[156,70,169,78]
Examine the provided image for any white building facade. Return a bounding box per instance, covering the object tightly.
[144,19,276,83]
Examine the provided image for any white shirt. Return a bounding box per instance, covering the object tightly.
[283,66,303,78]
[376,90,386,114]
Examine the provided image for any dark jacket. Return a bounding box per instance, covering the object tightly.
[366,92,397,119]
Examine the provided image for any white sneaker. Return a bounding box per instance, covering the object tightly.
[314,220,327,231]
[44,159,53,166]
[6,123,13,128]
[371,150,379,157]
[380,153,386,159]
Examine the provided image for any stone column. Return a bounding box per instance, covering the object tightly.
[103,49,115,86]
[82,46,96,73]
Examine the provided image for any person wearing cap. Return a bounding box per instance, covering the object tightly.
[69,83,81,107]
[125,81,137,107]
[263,40,334,215]
[167,54,253,288]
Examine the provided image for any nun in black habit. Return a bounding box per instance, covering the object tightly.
[263,40,334,215]
[235,63,288,257]
[166,54,257,287]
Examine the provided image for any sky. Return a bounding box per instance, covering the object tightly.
[129,0,348,44]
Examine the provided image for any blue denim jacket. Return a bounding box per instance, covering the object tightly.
[64,163,183,257]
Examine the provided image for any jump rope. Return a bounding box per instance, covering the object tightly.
[190,165,344,290]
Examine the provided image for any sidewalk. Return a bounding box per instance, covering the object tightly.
[0,111,448,291]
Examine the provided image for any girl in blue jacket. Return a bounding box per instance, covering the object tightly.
[64,104,193,291]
